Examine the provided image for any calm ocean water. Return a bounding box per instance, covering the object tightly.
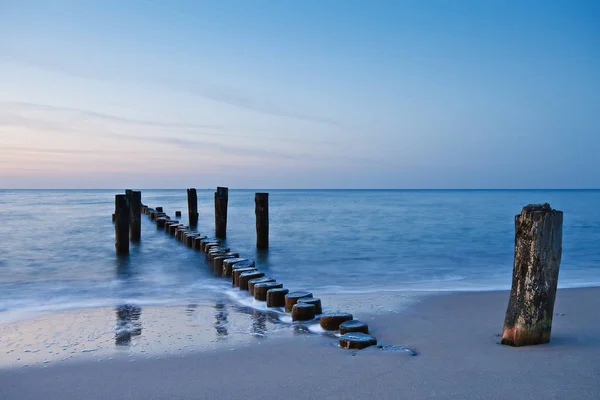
[1,189,599,322]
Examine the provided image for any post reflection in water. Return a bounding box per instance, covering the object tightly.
[214,301,228,339]
[115,255,132,279]
[255,249,269,269]
[185,304,198,317]
[115,305,142,346]
[293,324,310,335]
[251,310,267,337]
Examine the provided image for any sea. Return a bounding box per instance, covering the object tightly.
[1,189,599,324]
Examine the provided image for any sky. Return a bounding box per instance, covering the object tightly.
[0,0,599,189]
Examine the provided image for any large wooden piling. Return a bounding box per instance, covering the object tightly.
[214,187,228,238]
[187,188,199,227]
[255,193,269,249]
[129,191,141,242]
[501,203,563,347]
[114,194,130,255]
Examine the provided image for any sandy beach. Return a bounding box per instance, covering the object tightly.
[2,287,598,399]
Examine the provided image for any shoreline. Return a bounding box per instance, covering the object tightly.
[2,287,600,399]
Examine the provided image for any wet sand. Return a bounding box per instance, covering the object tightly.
[1,287,599,399]
[0,290,421,368]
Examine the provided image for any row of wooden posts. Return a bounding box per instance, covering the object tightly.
[112,188,379,350]
[113,193,565,349]
[113,188,269,255]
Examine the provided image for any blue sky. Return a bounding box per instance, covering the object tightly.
[0,0,599,188]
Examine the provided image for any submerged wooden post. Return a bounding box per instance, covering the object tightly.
[255,193,269,249]
[129,191,141,242]
[187,188,198,228]
[214,187,228,238]
[501,203,563,347]
[114,194,130,255]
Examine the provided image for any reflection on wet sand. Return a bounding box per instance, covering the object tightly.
[214,301,228,338]
[294,324,310,335]
[115,305,142,346]
[251,310,267,337]
[115,255,133,279]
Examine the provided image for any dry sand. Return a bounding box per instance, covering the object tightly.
[1,287,599,399]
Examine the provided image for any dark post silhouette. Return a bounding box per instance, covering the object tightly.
[501,203,563,347]
[129,191,141,242]
[255,192,269,249]
[115,194,130,255]
[214,187,228,238]
[187,188,198,227]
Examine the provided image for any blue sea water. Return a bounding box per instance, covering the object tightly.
[0,189,599,322]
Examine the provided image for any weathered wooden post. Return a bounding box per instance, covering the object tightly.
[114,194,130,255]
[129,191,141,242]
[501,203,563,347]
[187,188,198,228]
[214,187,228,238]
[255,193,269,249]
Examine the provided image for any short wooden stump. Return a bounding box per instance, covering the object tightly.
[233,267,257,287]
[207,250,226,263]
[339,320,369,335]
[203,242,220,253]
[292,303,316,321]
[254,282,283,301]
[164,220,179,232]
[184,233,197,247]
[284,292,313,312]
[266,288,288,307]
[200,239,219,251]
[192,235,206,251]
[221,258,249,277]
[249,277,275,296]
[169,224,182,235]
[298,298,322,315]
[320,313,353,331]
[232,259,255,269]
[239,271,265,291]
[339,332,377,349]
[156,217,168,229]
[176,227,188,241]
[213,256,233,276]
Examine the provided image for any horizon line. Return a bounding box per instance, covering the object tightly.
[1,188,599,191]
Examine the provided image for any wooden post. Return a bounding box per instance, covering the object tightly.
[214,187,228,238]
[501,203,563,347]
[129,191,141,242]
[187,188,198,228]
[114,194,130,255]
[255,193,269,249]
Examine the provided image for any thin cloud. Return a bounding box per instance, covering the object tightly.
[0,101,336,145]
[170,81,345,128]
[1,51,345,129]
[0,101,221,131]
